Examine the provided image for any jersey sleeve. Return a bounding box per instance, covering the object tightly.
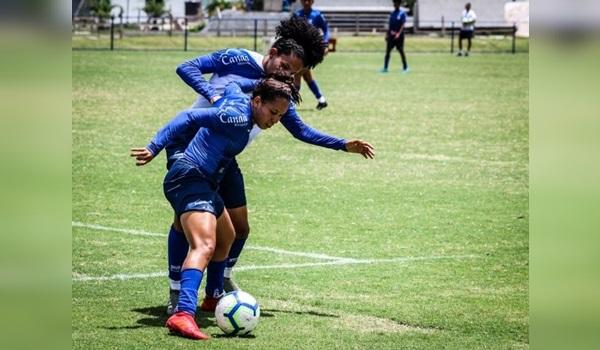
[280,106,347,151]
[176,50,227,102]
[317,13,330,42]
[400,12,407,25]
[146,107,220,156]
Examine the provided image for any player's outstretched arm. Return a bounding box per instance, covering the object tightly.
[130,147,154,166]
[344,139,375,159]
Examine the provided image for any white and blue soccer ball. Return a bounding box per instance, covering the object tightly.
[215,291,260,336]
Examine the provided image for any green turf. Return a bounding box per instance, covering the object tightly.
[72,47,528,349]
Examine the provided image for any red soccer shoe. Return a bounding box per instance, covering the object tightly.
[165,311,209,340]
[199,296,220,312]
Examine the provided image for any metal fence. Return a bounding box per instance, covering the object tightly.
[72,16,526,54]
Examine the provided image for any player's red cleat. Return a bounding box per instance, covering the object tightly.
[199,296,220,312]
[165,311,209,340]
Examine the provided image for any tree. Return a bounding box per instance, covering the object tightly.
[89,0,114,20]
[144,0,166,18]
[206,0,246,16]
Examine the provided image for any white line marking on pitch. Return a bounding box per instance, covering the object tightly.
[397,153,522,166]
[72,255,477,282]
[72,221,349,260]
[72,222,165,237]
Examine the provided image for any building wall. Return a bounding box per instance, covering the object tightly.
[110,0,188,20]
[418,0,518,26]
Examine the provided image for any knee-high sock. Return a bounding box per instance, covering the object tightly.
[168,226,189,290]
[177,268,203,315]
[205,260,227,298]
[224,238,247,278]
[307,80,323,99]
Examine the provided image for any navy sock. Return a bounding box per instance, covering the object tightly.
[168,226,189,289]
[307,80,323,99]
[227,238,247,269]
[177,268,203,315]
[205,260,227,298]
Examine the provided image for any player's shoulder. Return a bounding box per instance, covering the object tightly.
[244,50,264,67]
[216,99,252,128]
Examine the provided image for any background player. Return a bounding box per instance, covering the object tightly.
[458,2,477,56]
[293,0,330,110]
[381,0,409,73]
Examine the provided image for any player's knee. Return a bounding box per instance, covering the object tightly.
[191,240,216,257]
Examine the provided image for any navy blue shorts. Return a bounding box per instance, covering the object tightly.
[165,146,246,209]
[163,159,224,217]
[460,30,474,39]
[218,159,247,209]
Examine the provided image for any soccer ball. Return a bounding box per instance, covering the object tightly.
[215,291,260,335]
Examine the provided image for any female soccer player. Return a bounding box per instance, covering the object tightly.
[381,0,409,73]
[293,0,330,109]
[132,77,301,340]
[163,17,374,315]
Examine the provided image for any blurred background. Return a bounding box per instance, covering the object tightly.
[71,0,529,53]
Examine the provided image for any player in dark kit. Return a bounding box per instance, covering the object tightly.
[381,0,409,74]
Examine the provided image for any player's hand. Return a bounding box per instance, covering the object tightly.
[130,147,154,166]
[345,139,375,159]
[210,95,222,104]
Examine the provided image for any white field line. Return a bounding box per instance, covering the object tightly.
[72,221,349,261]
[72,222,164,237]
[397,153,522,167]
[72,255,477,282]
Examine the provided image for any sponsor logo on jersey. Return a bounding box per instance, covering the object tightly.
[218,107,249,127]
[221,53,250,66]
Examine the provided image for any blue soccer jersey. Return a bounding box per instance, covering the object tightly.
[175,49,347,152]
[293,8,329,43]
[176,48,265,106]
[146,89,253,183]
[388,9,407,35]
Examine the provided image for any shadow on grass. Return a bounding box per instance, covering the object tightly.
[212,333,257,339]
[260,308,339,318]
[102,305,338,332]
[102,305,218,330]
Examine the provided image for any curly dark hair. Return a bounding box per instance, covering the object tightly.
[274,16,326,69]
[271,38,306,68]
[253,73,301,105]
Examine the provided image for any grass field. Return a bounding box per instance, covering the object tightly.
[72,44,529,349]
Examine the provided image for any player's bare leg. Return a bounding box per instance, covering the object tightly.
[200,210,236,312]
